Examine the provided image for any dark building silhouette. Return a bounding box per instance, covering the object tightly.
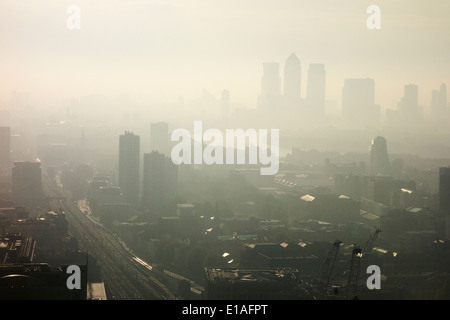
[118,131,140,204]
[257,62,282,111]
[0,127,11,176]
[439,167,450,239]
[150,122,169,156]
[142,151,178,213]
[369,136,391,176]
[306,64,326,116]
[283,53,301,107]
[0,233,35,263]
[0,263,87,300]
[342,78,379,126]
[11,162,43,207]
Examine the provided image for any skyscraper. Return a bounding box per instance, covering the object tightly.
[306,64,326,115]
[283,53,301,105]
[0,127,11,176]
[342,78,379,126]
[439,167,450,239]
[150,122,169,156]
[142,151,178,213]
[431,83,447,121]
[257,62,281,111]
[369,136,391,176]
[119,131,140,204]
[398,84,420,120]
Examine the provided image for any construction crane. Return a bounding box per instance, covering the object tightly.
[346,228,381,300]
[317,239,342,299]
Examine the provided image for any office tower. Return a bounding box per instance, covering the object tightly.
[439,167,450,239]
[221,90,230,118]
[283,53,301,105]
[257,62,281,111]
[150,122,169,156]
[398,84,420,120]
[369,136,391,176]
[12,161,43,207]
[142,151,178,212]
[431,83,448,121]
[306,64,326,115]
[118,131,140,204]
[342,78,379,126]
[0,127,11,176]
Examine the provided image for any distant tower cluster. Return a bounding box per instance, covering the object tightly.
[369,136,391,176]
[257,53,326,117]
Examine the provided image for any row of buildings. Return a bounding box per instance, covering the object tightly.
[117,125,178,212]
[256,53,449,129]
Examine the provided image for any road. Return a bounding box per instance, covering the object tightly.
[44,175,177,300]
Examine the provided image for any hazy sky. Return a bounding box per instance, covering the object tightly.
[1,0,449,112]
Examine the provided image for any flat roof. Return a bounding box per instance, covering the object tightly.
[87,282,107,300]
[206,267,299,283]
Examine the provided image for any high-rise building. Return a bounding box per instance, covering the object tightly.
[257,62,282,111]
[11,161,43,207]
[431,83,447,121]
[369,136,391,176]
[306,64,326,115]
[342,78,379,126]
[141,151,178,212]
[118,131,140,204]
[283,53,301,105]
[439,167,450,239]
[398,84,420,120]
[150,122,169,156]
[0,127,11,176]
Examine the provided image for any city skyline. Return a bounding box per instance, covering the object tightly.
[1,0,450,302]
[0,1,449,113]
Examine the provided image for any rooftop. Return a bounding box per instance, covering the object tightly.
[205,267,299,284]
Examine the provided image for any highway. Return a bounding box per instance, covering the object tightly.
[44,174,177,300]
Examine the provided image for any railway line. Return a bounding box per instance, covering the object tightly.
[45,175,176,300]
